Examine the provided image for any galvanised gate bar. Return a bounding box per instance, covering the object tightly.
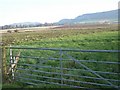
[9,46,120,89]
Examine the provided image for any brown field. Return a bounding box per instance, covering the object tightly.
[0,23,118,34]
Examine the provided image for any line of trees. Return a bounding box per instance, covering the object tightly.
[0,23,55,30]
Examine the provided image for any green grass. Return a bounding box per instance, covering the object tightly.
[2,27,119,88]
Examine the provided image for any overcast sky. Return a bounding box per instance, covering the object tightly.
[0,0,119,26]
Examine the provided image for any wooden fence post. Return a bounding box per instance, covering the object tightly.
[2,47,7,82]
[0,47,2,86]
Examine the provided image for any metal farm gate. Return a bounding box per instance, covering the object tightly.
[8,46,120,89]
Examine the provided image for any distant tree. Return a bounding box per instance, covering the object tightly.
[44,22,48,26]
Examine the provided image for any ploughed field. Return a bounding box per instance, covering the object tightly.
[2,24,119,88]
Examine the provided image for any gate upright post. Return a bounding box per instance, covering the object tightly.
[10,46,14,80]
[60,49,63,85]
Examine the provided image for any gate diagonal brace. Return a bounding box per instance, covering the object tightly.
[63,51,118,89]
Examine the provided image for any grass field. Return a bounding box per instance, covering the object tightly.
[1,24,119,88]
